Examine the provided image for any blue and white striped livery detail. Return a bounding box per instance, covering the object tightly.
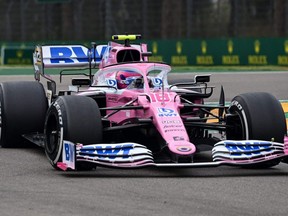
[212,140,285,161]
[61,141,154,170]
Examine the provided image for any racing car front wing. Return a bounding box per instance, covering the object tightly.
[57,139,288,171]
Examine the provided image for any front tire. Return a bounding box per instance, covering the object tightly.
[227,92,286,142]
[226,92,286,168]
[44,96,103,170]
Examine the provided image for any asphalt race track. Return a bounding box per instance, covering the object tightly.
[1,71,288,216]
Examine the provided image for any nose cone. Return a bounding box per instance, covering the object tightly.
[167,141,196,155]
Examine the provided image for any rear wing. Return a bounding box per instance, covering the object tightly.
[33,44,107,75]
[33,34,150,81]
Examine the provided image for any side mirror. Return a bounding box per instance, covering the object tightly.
[72,78,91,86]
[142,52,152,57]
[194,74,211,83]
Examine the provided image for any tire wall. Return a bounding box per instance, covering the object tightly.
[229,92,286,143]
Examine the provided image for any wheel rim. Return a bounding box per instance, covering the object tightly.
[227,110,247,140]
[45,113,60,155]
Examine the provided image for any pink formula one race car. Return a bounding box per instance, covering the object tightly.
[1,34,288,171]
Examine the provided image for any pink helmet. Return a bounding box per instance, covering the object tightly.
[116,70,142,89]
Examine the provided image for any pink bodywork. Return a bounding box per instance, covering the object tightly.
[94,62,196,156]
[284,136,288,155]
[78,41,197,156]
[77,40,288,161]
[98,41,149,69]
[35,38,288,170]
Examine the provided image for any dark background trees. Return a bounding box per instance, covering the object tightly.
[0,0,287,42]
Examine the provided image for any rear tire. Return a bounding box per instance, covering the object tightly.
[0,81,47,148]
[44,96,103,170]
[226,92,286,168]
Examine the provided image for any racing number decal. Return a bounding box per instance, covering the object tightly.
[150,93,170,102]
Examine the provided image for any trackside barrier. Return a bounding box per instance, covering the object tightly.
[1,38,288,66]
[146,38,288,66]
[1,46,34,65]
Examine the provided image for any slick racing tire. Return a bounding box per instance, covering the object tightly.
[44,96,103,170]
[0,81,48,148]
[226,92,286,168]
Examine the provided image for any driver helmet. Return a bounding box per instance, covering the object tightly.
[116,70,142,89]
